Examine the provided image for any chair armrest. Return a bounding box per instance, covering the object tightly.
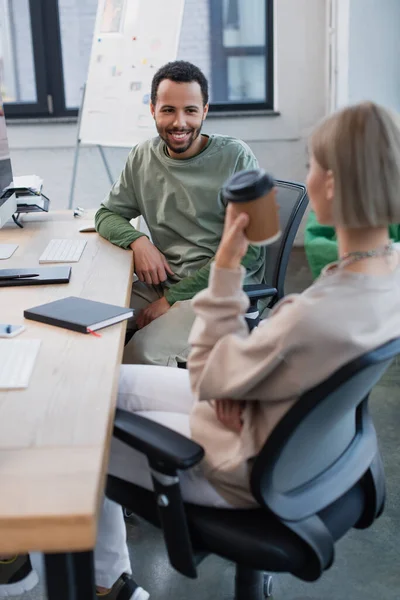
[112,408,203,579]
[113,409,205,472]
[244,283,277,300]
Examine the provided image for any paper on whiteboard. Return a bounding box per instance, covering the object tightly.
[79,0,185,148]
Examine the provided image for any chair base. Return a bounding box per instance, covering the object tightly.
[235,566,273,600]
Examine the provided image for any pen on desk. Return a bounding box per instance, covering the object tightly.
[0,273,40,281]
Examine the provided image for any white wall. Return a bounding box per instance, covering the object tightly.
[348,0,400,111]
[334,0,350,109]
[335,0,400,112]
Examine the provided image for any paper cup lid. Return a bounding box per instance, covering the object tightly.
[222,168,275,203]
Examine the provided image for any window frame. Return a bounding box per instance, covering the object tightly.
[3,0,48,117]
[208,0,274,113]
[3,0,78,119]
[4,0,274,119]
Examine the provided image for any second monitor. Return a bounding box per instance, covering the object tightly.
[0,91,17,229]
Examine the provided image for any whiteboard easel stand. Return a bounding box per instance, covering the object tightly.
[68,83,115,209]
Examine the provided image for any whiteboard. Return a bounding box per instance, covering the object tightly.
[79,0,185,147]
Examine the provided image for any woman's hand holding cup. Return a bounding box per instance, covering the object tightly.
[215,167,280,270]
[215,203,250,270]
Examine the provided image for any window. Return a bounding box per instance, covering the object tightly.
[0,0,48,116]
[0,0,96,118]
[208,0,273,111]
[0,0,273,119]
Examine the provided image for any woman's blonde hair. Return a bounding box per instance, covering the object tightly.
[310,101,400,227]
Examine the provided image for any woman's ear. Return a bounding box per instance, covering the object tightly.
[326,169,335,202]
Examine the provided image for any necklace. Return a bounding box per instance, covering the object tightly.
[324,242,395,274]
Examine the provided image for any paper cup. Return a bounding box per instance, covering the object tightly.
[222,169,281,246]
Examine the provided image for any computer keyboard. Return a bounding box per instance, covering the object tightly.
[39,238,87,263]
[0,339,41,389]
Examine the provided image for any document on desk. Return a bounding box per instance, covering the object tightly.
[12,174,43,195]
[0,339,41,389]
[0,244,18,259]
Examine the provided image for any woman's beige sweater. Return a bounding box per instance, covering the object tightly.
[188,261,400,507]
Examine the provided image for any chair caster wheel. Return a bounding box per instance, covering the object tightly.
[263,573,273,598]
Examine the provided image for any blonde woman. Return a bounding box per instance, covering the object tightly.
[186,101,400,504]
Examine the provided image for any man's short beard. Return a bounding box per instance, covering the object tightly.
[158,122,203,155]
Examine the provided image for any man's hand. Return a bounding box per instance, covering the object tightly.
[214,398,245,433]
[136,297,170,329]
[130,236,174,285]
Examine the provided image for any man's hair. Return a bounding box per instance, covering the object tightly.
[151,60,209,106]
[310,101,400,227]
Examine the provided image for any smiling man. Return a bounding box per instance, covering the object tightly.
[95,60,265,367]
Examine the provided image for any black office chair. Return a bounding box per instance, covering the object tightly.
[129,179,308,349]
[176,179,309,368]
[244,179,309,329]
[107,337,400,599]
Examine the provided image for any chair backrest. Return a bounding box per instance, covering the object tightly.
[264,179,308,303]
[251,338,400,576]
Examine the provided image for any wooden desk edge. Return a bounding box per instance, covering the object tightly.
[0,515,97,554]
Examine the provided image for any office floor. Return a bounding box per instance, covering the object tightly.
[7,124,400,599]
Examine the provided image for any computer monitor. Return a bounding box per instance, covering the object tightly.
[0,90,16,229]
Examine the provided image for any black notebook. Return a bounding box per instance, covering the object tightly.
[24,296,134,333]
[0,266,71,287]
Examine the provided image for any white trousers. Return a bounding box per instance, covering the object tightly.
[94,365,232,589]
